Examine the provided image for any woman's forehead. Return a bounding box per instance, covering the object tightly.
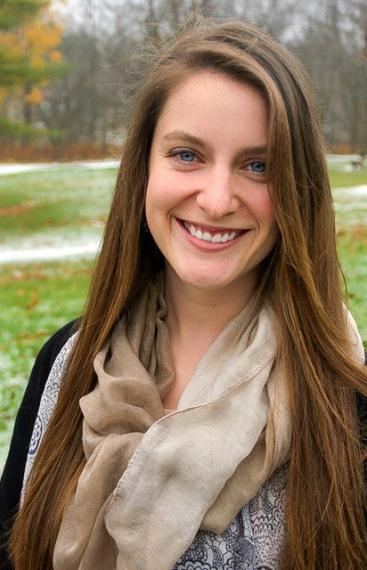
[152,71,269,151]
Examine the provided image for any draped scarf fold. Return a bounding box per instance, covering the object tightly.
[53,276,291,569]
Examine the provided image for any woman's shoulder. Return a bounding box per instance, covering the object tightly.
[16,319,80,419]
[35,319,80,371]
[22,317,80,432]
[5,317,79,453]
[8,318,80,458]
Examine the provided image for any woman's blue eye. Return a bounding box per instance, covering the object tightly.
[249,161,266,173]
[177,150,196,162]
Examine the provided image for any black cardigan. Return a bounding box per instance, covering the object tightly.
[0,321,366,569]
[0,321,76,570]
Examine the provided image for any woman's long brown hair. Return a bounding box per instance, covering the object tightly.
[10,19,367,569]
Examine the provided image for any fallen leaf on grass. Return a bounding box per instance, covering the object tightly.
[26,291,39,309]
[18,330,48,341]
[0,203,35,216]
[337,225,367,241]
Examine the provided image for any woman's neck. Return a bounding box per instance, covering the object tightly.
[164,267,256,346]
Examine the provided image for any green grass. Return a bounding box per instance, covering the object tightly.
[0,259,93,463]
[328,165,367,189]
[0,167,116,242]
[0,165,116,466]
[338,230,367,344]
[330,164,367,343]
[327,163,367,343]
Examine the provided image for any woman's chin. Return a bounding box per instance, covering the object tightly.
[173,267,235,293]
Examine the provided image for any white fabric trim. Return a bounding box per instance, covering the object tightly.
[21,333,78,501]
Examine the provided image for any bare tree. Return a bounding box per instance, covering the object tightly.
[289,0,367,151]
[36,0,366,152]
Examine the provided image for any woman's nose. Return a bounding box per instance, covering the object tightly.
[196,167,240,219]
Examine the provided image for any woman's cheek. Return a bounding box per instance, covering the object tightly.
[247,186,276,225]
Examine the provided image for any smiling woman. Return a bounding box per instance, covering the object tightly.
[146,72,278,299]
[1,18,367,570]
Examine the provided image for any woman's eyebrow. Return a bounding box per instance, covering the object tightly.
[161,130,206,148]
[161,130,267,157]
[235,145,268,158]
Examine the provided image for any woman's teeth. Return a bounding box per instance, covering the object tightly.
[183,221,240,243]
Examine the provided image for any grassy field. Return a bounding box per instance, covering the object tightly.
[329,167,367,190]
[0,166,117,253]
[0,259,93,459]
[0,160,366,467]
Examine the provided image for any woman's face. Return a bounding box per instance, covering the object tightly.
[145,71,279,295]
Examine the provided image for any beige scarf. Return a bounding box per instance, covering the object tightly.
[53,276,292,570]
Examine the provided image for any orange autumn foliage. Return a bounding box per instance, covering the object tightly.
[24,87,43,105]
[1,2,63,106]
[23,20,63,69]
